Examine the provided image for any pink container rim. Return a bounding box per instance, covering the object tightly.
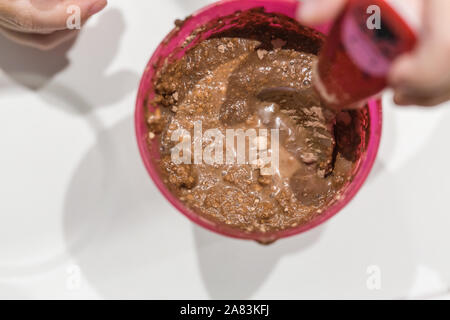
[135,0,383,243]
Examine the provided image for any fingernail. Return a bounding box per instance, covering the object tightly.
[89,0,107,16]
[298,0,321,22]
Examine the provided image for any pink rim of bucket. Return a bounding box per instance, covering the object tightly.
[135,0,382,242]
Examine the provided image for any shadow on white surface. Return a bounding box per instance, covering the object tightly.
[395,108,450,293]
[0,9,138,280]
[193,176,416,299]
[370,100,450,298]
[62,117,197,299]
[0,34,73,90]
[0,9,139,116]
[193,225,323,299]
[40,9,140,113]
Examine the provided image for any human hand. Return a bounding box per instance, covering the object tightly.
[298,0,450,107]
[0,0,107,50]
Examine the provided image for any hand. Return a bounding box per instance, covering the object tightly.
[298,0,450,107]
[0,0,107,50]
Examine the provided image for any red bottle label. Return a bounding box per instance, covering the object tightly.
[342,10,391,77]
[315,0,417,109]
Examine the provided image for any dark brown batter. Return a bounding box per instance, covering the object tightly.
[147,12,364,234]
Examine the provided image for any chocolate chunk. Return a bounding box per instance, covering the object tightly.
[160,156,197,189]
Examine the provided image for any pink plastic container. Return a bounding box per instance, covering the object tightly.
[135,0,382,243]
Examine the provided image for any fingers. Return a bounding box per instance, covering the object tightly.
[0,24,79,50]
[297,0,347,26]
[29,0,107,33]
[0,0,107,50]
[390,46,450,106]
[389,0,450,106]
[393,90,450,107]
[0,0,107,33]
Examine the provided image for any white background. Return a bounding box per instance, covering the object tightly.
[0,0,449,300]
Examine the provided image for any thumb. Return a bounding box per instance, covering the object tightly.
[389,40,450,106]
[2,0,107,33]
[31,0,108,32]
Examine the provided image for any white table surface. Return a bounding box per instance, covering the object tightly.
[1,0,449,300]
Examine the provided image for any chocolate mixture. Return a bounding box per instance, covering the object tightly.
[147,12,364,233]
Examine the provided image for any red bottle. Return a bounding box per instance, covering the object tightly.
[314,0,419,109]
